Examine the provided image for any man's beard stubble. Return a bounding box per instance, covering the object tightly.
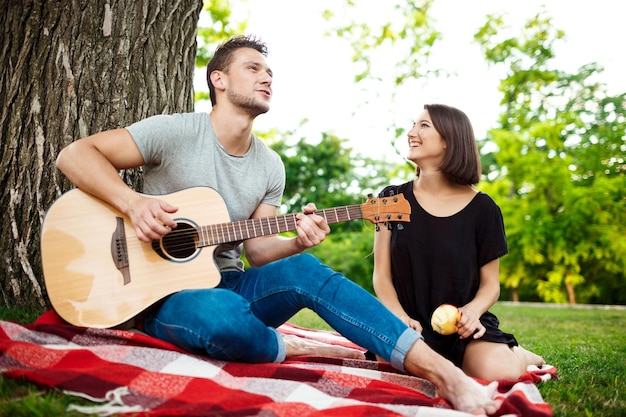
[227,90,269,117]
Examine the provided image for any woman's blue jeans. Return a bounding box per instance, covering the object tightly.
[142,253,421,371]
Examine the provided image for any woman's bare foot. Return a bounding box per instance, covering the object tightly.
[514,345,546,368]
[404,339,502,415]
[282,334,366,360]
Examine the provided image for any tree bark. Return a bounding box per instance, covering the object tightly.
[0,0,203,310]
[565,281,577,305]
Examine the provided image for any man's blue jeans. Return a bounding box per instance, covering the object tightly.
[142,253,421,371]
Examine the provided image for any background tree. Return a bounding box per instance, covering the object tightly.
[1,0,205,310]
[266,130,398,291]
[4,0,623,310]
[274,0,439,289]
[268,129,394,229]
[323,0,440,162]
[320,2,625,304]
[475,11,626,304]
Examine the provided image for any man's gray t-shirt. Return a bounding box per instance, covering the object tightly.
[126,112,285,271]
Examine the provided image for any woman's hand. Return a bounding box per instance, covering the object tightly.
[457,306,486,339]
[400,315,423,333]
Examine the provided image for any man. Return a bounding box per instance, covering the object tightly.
[56,35,500,415]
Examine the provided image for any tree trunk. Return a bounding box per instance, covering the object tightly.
[565,281,577,305]
[0,0,203,311]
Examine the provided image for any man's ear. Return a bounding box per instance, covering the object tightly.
[210,70,226,91]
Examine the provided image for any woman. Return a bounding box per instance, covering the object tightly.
[373,103,545,381]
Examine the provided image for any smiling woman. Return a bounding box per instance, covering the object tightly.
[373,103,546,381]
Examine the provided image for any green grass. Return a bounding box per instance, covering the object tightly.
[488,303,625,417]
[1,304,625,416]
[0,379,92,417]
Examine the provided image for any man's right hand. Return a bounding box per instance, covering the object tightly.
[128,195,178,242]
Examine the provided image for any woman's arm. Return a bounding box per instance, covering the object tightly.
[457,258,501,339]
[373,226,422,331]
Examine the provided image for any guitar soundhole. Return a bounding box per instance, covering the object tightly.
[152,221,199,261]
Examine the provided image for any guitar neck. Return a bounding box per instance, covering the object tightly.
[197,204,363,247]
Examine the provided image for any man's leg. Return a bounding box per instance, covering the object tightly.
[404,339,502,415]
[142,288,283,362]
[232,253,415,365]
[235,254,502,415]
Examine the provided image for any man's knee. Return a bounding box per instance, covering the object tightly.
[164,288,250,319]
[291,253,323,269]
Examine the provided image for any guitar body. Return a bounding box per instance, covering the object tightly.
[41,187,230,328]
[41,186,411,329]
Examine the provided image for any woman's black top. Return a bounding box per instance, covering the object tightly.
[380,182,517,367]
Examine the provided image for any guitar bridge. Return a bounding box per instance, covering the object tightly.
[111,216,131,285]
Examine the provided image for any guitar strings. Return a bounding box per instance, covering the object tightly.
[126,202,401,255]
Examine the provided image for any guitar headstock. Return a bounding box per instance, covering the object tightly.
[361,194,411,225]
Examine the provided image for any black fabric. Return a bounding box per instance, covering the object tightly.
[380,182,517,367]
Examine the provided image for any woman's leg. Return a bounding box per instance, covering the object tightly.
[462,339,545,381]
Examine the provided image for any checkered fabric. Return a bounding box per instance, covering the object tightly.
[0,311,556,416]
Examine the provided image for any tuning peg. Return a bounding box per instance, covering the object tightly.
[367,193,373,198]
[397,224,404,231]
[375,224,380,232]
[387,223,393,230]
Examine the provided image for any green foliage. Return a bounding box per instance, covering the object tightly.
[196,0,248,66]
[306,230,376,293]
[191,0,626,305]
[272,132,356,211]
[0,306,42,324]
[269,130,397,234]
[475,12,626,304]
[322,0,441,145]
[194,0,247,104]
[323,0,439,84]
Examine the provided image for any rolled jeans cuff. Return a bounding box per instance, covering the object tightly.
[390,328,424,372]
[273,327,286,363]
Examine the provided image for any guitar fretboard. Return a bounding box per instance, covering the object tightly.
[197,205,364,247]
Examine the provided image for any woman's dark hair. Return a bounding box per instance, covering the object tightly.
[424,103,481,185]
[206,35,268,106]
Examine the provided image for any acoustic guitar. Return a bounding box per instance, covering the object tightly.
[41,187,410,328]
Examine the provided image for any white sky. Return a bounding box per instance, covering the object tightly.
[196,0,625,161]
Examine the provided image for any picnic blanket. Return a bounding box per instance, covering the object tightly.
[0,311,556,416]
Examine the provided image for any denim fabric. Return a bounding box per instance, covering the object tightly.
[142,253,423,370]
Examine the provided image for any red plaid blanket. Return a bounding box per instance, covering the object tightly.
[0,311,556,416]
